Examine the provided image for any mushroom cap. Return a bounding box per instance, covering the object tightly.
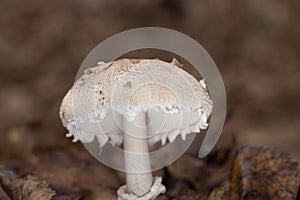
[59,58,213,147]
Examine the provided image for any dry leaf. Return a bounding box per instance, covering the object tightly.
[0,175,55,200]
[231,146,300,200]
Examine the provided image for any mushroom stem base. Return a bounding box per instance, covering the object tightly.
[117,176,166,200]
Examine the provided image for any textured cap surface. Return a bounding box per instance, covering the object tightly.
[59,58,213,147]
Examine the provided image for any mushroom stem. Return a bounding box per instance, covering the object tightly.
[123,111,153,196]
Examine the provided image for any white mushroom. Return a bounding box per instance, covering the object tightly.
[59,58,213,200]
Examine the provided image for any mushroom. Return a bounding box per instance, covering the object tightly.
[59,58,213,200]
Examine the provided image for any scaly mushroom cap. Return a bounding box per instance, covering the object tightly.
[60,58,213,148]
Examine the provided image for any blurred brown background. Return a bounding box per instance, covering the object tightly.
[1,0,300,165]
